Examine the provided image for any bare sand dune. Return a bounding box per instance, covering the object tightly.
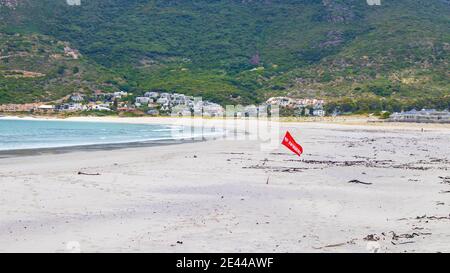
[0,118,449,252]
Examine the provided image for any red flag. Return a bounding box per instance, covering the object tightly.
[281,131,303,157]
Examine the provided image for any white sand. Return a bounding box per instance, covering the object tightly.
[0,117,449,253]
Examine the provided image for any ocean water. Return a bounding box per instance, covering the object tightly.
[0,119,207,151]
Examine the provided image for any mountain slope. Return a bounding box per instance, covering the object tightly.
[0,0,449,107]
[0,31,126,104]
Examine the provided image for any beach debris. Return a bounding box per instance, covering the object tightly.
[364,231,432,247]
[284,158,442,171]
[280,168,305,173]
[312,243,345,249]
[412,227,425,230]
[363,234,380,241]
[438,176,450,184]
[415,214,450,221]
[313,239,357,249]
[389,231,431,240]
[348,179,372,185]
[243,156,447,174]
[392,241,415,245]
[243,165,309,173]
[77,171,100,176]
[176,241,183,245]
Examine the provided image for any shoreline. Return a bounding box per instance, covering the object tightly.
[2,113,450,131]
[0,137,211,159]
[0,117,229,156]
[1,115,449,157]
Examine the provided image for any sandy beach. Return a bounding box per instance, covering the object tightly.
[0,116,449,253]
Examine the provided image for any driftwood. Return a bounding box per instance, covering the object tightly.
[392,241,415,245]
[77,171,100,176]
[390,231,432,240]
[416,214,450,220]
[243,165,309,173]
[312,239,357,249]
[348,179,372,185]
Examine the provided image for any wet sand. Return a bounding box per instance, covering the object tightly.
[0,117,449,252]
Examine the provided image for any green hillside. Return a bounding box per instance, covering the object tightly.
[0,0,449,109]
[0,32,126,104]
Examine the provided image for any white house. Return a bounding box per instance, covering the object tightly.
[135,97,151,104]
[244,105,258,117]
[156,97,170,105]
[70,93,84,102]
[390,109,450,123]
[144,91,159,98]
[203,102,225,117]
[313,109,326,117]
[113,91,128,98]
[266,97,295,108]
[160,93,172,100]
[92,104,111,111]
[37,105,55,111]
[59,103,86,112]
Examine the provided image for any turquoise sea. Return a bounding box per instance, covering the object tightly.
[0,119,204,151]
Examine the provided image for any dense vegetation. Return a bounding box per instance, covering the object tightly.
[0,0,449,109]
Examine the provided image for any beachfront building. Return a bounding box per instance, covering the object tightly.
[202,102,225,117]
[135,97,151,105]
[172,93,193,107]
[146,109,160,116]
[297,98,325,107]
[36,105,55,113]
[171,105,192,117]
[57,103,86,112]
[113,91,128,99]
[156,97,170,106]
[191,100,225,117]
[91,104,111,111]
[244,105,258,117]
[70,93,85,102]
[144,91,159,99]
[389,109,450,123]
[160,93,172,100]
[313,109,326,117]
[266,96,325,116]
[266,97,295,108]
